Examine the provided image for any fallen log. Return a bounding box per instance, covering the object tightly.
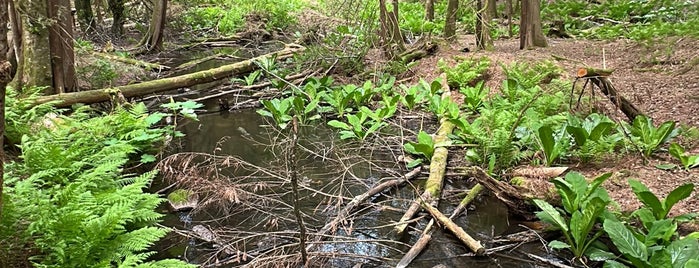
[394,83,455,235]
[421,202,485,255]
[93,52,171,71]
[575,67,643,121]
[396,183,484,268]
[467,166,538,220]
[33,44,306,108]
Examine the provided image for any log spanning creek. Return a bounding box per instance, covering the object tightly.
[150,106,559,267]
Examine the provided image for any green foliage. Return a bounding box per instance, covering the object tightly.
[258,98,293,129]
[77,59,118,88]
[399,80,435,110]
[403,131,435,168]
[327,109,385,140]
[168,189,195,204]
[1,103,193,267]
[459,81,488,113]
[542,0,699,40]
[536,125,570,166]
[180,0,305,35]
[4,87,60,143]
[669,143,699,170]
[624,115,679,156]
[566,113,621,162]
[533,172,612,260]
[628,179,694,221]
[438,57,491,89]
[501,61,561,89]
[232,70,262,86]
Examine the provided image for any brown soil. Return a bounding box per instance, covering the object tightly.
[408,35,699,231]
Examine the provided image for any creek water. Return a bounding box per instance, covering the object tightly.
[151,45,556,267]
[152,107,556,267]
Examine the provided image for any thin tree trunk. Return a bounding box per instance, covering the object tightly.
[519,0,547,49]
[426,0,434,21]
[444,0,459,40]
[476,0,493,50]
[74,0,96,33]
[378,0,404,58]
[108,0,126,36]
[139,0,167,52]
[18,0,53,92]
[288,117,308,265]
[0,0,11,222]
[48,0,76,93]
[7,0,22,89]
[506,0,513,37]
[486,0,497,18]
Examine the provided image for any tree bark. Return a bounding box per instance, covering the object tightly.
[519,0,547,49]
[444,0,459,41]
[139,0,167,52]
[476,0,494,50]
[425,0,434,21]
[486,0,497,19]
[33,44,306,107]
[48,0,76,93]
[506,0,513,37]
[378,0,404,58]
[0,0,12,222]
[107,0,126,36]
[17,0,54,92]
[7,0,21,86]
[74,0,96,33]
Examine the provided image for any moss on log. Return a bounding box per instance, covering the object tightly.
[34,44,305,108]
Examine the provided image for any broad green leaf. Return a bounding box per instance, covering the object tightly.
[645,219,676,246]
[665,184,695,216]
[685,260,699,268]
[552,177,577,213]
[604,260,630,268]
[548,240,571,249]
[589,122,615,141]
[588,172,612,199]
[567,125,589,146]
[339,131,356,140]
[604,219,649,266]
[587,247,617,261]
[629,179,664,219]
[406,159,423,168]
[417,131,433,146]
[656,164,678,170]
[533,199,568,232]
[305,99,319,114]
[669,237,699,268]
[327,120,351,130]
[632,208,657,230]
[649,249,672,267]
[656,121,678,145]
[538,125,556,165]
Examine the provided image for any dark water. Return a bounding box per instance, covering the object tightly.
[152,105,556,267]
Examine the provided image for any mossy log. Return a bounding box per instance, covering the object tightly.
[467,166,538,220]
[93,52,171,71]
[33,44,305,108]
[394,95,456,234]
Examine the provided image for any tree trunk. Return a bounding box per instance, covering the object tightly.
[378,0,404,58]
[444,0,459,40]
[74,0,97,34]
[486,0,497,18]
[425,0,434,21]
[0,0,11,222]
[139,0,167,52]
[107,0,125,36]
[505,0,513,37]
[48,0,76,93]
[519,0,547,49]
[17,0,53,92]
[33,44,305,107]
[476,0,493,50]
[7,0,21,88]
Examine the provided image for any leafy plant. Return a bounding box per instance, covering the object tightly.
[233,70,262,86]
[534,172,611,258]
[327,110,385,140]
[536,125,570,166]
[669,143,699,170]
[459,81,488,112]
[533,172,612,260]
[257,98,292,129]
[566,113,621,161]
[438,56,490,89]
[628,179,694,221]
[624,115,679,156]
[403,131,435,168]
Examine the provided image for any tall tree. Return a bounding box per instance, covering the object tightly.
[108,0,126,36]
[476,0,493,49]
[48,0,76,93]
[74,0,97,33]
[0,0,12,221]
[17,0,53,91]
[139,0,168,52]
[378,0,405,57]
[519,0,547,49]
[444,0,459,40]
[486,0,497,19]
[426,0,435,21]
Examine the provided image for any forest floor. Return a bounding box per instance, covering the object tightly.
[405,35,699,231]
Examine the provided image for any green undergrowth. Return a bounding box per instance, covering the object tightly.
[0,87,195,268]
[542,0,699,40]
[177,0,305,35]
